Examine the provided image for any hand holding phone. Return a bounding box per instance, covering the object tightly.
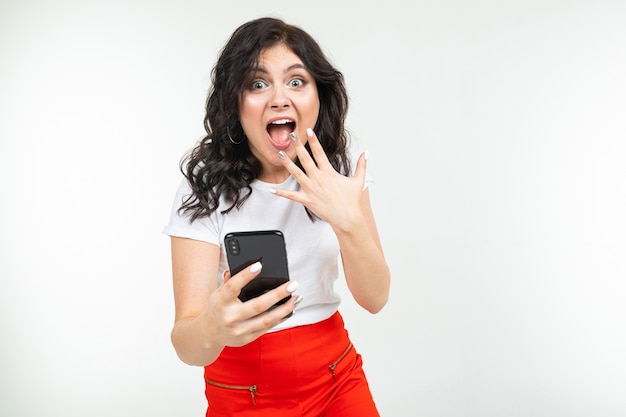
[224,230,291,311]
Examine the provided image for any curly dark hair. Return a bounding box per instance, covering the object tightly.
[179,17,351,222]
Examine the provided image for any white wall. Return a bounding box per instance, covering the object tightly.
[1,1,625,416]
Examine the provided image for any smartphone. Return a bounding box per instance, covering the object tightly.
[224,230,291,310]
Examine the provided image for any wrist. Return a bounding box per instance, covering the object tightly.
[331,213,368,237]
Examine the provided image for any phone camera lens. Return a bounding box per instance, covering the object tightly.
[229,239,240,256]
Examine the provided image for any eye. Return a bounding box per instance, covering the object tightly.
[289,78,304,87]
[251,80,267,90]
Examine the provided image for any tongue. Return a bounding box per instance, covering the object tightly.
[267,124,292,148]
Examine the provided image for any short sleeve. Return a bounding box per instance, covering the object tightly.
[162,178,221,245]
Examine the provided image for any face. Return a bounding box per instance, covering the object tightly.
[238,43,320,182]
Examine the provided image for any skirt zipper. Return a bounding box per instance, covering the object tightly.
[328,342,353,382]
[205,379,258,405]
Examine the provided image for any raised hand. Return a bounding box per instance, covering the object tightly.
[272,128,368,233]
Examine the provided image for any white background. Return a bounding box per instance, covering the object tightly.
[1,0,625,416]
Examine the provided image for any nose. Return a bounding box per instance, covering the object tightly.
[270,85,290,109]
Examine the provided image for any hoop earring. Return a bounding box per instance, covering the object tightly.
[227,127,243,145]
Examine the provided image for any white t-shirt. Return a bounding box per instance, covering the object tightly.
[163,153,371,331]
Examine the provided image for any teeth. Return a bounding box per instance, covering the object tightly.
[270,119,293,125]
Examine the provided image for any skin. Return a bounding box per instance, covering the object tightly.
[170,43,390,367]
[239,43,320,183]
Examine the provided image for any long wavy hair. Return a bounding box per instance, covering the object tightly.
[179,17,351,222]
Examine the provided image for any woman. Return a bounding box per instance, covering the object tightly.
[164,17,390,416]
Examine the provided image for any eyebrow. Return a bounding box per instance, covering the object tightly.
[254,63,308,74]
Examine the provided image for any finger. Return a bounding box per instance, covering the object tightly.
[289,132,318,175]
[222,269,231,283]
[221,261,262,298]
[245,292,301,331]
[234,296,299,344]
[353,151,368,184]
[305,128,331,168]
[242,280,300,317]
[269,184,306,205]
[278,150,311,187]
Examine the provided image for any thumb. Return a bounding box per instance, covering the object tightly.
[353,151,368,187]
[222,260,263,299]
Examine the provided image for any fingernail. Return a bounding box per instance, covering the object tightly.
[306,128,313,137]
[286,281,299,293]
[269,188,277,194]
[294,295,304,306]
[278,151,286,159]
[249,262,262,273]
[363,150,369,161]
[289,132,297,142]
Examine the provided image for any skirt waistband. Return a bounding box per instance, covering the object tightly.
[204,311,350,389]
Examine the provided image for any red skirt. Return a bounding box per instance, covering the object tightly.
[203,311,380,417]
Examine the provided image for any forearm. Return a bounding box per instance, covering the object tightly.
[171,312,224,367]
[334,217,390,314]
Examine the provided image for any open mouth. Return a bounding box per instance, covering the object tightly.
[267,119,296,150]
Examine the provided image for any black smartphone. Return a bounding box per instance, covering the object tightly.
[224,230,291,310]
